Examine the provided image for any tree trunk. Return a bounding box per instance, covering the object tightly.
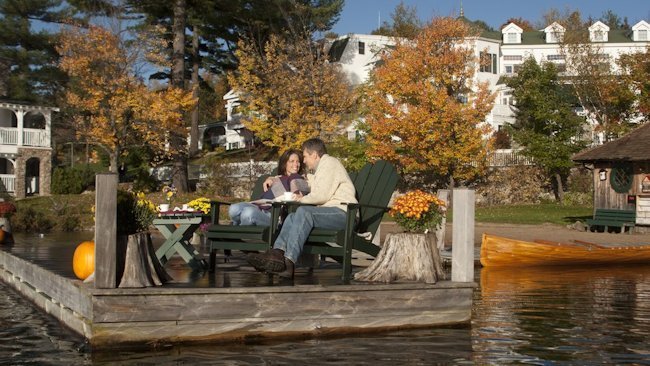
[555,173,564,204]
[109,150,119,173]
[171,0,189,192]
[189,27,200,157]
[118,232,172,288]
[354,233,444,283]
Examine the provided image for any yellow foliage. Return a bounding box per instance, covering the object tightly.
[229,34,354,152]
[57,25,195,171]
[364,17,495,186]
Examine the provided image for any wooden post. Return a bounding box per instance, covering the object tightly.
[95,173,118,288]
[452,188,474,282]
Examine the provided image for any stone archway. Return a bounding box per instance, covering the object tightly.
[14,148,52,199]
[25,157,40,195]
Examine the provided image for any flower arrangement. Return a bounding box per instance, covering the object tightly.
[117,190,157,235]
[186,197,211,214]
[390,190,446,233]
[162,184,177,206]
[0,199,16,218]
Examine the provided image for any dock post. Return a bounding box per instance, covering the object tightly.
[451,188,474,282]
[95,173,118,288]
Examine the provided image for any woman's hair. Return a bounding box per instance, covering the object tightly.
[278,149,304,175]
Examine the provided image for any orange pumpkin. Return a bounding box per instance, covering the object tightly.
[73,241,95,280]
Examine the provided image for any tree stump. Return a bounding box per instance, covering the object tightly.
[354,233,444,283]
[118,232,172,288]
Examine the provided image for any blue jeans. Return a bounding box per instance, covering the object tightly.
[273,206,347,263]
[228,202,271,226]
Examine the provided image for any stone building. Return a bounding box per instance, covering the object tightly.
[0,100,56,198]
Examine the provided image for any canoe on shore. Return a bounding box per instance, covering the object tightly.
[480,233,650,268]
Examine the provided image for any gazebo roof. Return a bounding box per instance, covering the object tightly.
[573,123,650,163]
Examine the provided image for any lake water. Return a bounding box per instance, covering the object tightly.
[3,236,650,364]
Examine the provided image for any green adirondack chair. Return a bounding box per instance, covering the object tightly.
[205,173,282,271]
[281,159,398,284]
[206,160,399,283]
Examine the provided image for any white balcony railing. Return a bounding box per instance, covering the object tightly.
[23,129,49,147]
[0,128,18,145]
[0,127,49,147]
[0,174,15,192]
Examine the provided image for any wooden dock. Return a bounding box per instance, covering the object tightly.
[0,186,478,349]
[0,245,475,348]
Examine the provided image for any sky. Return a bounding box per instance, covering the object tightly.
[331,0,650,35]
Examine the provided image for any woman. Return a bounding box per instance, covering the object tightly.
[228,149,309,226]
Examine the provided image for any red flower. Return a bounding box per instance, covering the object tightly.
[0,201,16,217]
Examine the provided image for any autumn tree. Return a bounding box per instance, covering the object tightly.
[505,58,587,202]
[618,48,650,123]
[500,17,534,31]
[558,11,637,137]
[364,17,495,189]
[57,25,194,173]
[229,32,354,151]
[371,1,422,39]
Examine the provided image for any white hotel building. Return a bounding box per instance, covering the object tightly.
[325,19,650,144]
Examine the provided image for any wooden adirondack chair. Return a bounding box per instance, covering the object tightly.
[205,173,282,271]
[274,160,399,284]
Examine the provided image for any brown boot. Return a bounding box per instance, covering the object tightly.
[247,249,286,273]
[276,258,295,279]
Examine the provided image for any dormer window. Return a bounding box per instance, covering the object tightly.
[639,30,648,41]
[544,22,565,43]
[589,21,609,42]
[632,21,650,41]
[358,41,365,55]
[502,23,523,44]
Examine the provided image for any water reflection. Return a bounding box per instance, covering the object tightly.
[474,265,650,364]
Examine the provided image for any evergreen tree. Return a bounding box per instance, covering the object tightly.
[505,58,587,202]
[0,0,81,102]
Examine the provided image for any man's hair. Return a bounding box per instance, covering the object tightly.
[301,138,327,157]
[277,149,304,175]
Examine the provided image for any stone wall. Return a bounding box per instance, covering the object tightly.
[14,148,52,199]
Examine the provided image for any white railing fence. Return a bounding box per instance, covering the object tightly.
[0,174,15,192]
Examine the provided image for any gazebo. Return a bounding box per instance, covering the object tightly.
[573,123,650,229]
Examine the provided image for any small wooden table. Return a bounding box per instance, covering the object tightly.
[153,212,208,271]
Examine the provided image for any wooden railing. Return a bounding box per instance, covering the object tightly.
[0,128,18,145]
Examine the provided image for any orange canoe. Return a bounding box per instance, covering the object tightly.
[480,233,650,268]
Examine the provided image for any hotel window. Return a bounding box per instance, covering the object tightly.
[639,30,648,41]
[480,52,497,73]
[547,54,565,61]
[358,41,365,55]
[503,55,522,61]
[505,65,513,74]
[506,33,517,43]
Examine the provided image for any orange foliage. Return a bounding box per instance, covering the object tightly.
[364,17,495,186]
[230,34,354,152]
[57,25,195,172]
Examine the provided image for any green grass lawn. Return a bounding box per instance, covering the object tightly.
[473,204,593,225]
[384,203,593,226]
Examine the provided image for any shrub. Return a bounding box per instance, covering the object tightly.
[11,206,54,232]
[477,166,549,205]
[51,165,102,194]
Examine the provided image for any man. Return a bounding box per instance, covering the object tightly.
[247,138,357,279]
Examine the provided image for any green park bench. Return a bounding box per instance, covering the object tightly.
[205,160,399,284]
[586,208,636,234]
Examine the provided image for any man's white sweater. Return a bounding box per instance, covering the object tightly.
[300,154,357,211]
